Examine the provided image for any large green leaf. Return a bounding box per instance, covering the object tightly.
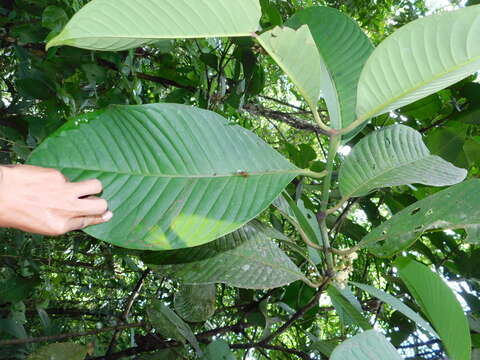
[47,0,261,51]
[29,104,299,250]
[28,343,88,360]
[330,330,402,360]
[146,300,201,354]
[144,221,306,289]
[351,282,438,337]
[356,5,480,125]
[286,6,374,129]
[174,284,216,323]
[466,225,480,244]
[257,25,321,109]
[339,125,466,198]
[327,285,371,330]
[361,180,480,257]
[396,257,471,360]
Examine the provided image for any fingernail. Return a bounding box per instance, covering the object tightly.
[102,211,113,221]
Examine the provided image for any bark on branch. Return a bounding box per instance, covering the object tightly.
[243,103,328,135]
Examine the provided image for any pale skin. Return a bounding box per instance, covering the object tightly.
[0,165,112,236]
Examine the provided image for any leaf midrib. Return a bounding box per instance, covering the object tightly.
[347,155,451,197]
[55,33,255,43]
[35,163,300,179]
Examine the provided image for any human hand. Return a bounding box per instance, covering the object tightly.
[0,165,112,236]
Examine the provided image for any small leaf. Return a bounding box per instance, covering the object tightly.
[29,104,299,250]
[174,284,216,323]
[395,257,471,360]
[47,0,261,51]
[286,6,374,130]
[146,300,201,355]
[28,343,88,360]
[360,180,480,257]
[466,225,480,244]
[145,221,306,289]
[0,275,39,303]
[327,285,371,330]
[330,330,402,360]
[274,194,323,264]
[339,125,466,198]
[356,5,480,125]
[201,339,235,360]
[351,282,438,337]
[307,333,338,357]
[257,25,321,108]
[42,6,68,32]
[425,124,469,169]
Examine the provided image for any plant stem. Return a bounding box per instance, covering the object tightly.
[319,135,341,274]
[326,196,350,214]
[299,169,327,179]
[312,107,336,135]
[0,322,145,346]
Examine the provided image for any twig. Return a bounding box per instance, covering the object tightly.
[257,277,330,346]
[259,95,308,112]
[230,343,310,360]
[106,269,151,355]
[88,323,248,360]
[243,103,329,135]
[0,322,145,346]
[326,196,350,215]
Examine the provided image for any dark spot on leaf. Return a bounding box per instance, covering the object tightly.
[410,208,421,215]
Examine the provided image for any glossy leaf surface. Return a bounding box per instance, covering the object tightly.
[396,257,471,360]
[286,6,373,129]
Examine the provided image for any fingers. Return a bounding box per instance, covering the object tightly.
[75,196,109,216]
[66,211,113,232]
[71,179,103,197]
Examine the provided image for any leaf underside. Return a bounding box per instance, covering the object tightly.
[144,221,306,289]
[47,0,262,50]
[357,5,480,121]
[339,124,467,198]
[257,25,321,108]
[29,104,299,250]
[330,330,402,360]
[147,300,201,354]
[174,284,216,323]
[362,179,480,257]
